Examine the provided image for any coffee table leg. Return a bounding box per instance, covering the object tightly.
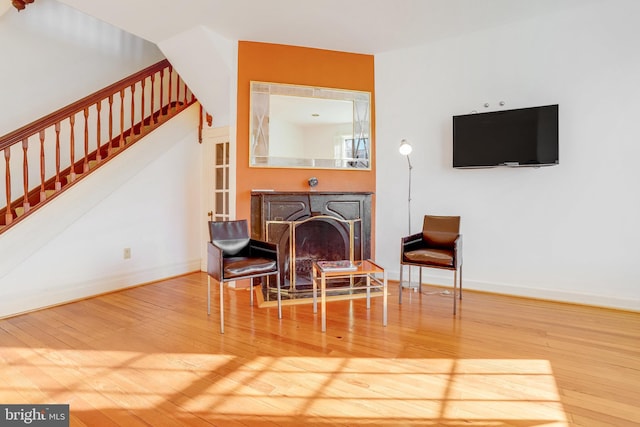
[383,270,388,326]
[312,265,318,314]
[321,273,327,332]
[366,274,371,309]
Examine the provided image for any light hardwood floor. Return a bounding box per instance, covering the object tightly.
[1,272,639,426]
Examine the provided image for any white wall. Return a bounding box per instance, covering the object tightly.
[0,106,202,318]
[375,1,640,311]
[0,0,164,136]
[270,119,305,158]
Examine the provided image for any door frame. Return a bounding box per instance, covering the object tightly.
[200,125,231,271]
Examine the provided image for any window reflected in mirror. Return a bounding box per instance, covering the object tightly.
[250,81,371,170]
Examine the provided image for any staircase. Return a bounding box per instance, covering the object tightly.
[0,59,199,235]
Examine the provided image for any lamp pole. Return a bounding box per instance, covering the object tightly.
[399,139,416,290]
[399,139,413,234]
[406,153,412,235]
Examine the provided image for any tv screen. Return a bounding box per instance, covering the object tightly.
[453,104,559,168]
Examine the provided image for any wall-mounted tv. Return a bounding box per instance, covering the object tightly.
[453,104,559,168]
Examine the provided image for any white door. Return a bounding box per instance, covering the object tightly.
[201,126,230,271]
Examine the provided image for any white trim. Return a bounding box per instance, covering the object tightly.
[0,259,201,319]
[389,269,640,312]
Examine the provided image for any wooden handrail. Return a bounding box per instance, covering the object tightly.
[0,58,198,231]
[0,60,171,151]
[11,0,36,12]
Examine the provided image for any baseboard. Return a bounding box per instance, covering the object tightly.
[391,269,640,312]
[0,259,201,319]
[467,280,639,312]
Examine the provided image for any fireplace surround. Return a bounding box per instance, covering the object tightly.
[251,191,372,299]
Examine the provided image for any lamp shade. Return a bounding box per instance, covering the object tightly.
[399,139,412,156]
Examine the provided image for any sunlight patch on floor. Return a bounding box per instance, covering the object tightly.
[2,349,569,424]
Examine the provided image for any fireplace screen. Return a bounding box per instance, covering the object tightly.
[264,216,362,300]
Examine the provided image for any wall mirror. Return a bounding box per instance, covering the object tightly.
[250,81,371,169]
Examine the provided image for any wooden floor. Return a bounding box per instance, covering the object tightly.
[1,272,639,426]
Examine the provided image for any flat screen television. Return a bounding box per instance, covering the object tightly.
[453,104,559,168]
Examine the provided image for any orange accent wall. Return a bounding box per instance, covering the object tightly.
[236,41,376,232]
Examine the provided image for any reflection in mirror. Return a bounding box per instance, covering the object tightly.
[250,81,371,169]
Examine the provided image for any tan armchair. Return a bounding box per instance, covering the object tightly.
[399,215,463,314]
[207,220,281,333]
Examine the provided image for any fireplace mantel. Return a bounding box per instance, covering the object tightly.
[251,191,373,294]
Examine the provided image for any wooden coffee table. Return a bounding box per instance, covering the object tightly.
[311,259,387,332]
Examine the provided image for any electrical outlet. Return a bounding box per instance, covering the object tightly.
[123,247,131,259]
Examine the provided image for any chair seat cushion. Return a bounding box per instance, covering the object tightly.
[404,248,454,267]
[223,257,277,279]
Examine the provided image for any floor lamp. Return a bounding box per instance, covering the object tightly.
[399,139,413,233]
[398,139,417,289]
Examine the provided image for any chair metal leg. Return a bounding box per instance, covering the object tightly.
[459,264,463,300]
[399,264,404,304]
[276,272,282,319]
[219,281,225,334]
[249,279,254,307]
[418,267,423,293]
[207,276,211,315]
[453,269,458,315]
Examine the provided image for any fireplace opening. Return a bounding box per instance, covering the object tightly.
[285,217,351,289]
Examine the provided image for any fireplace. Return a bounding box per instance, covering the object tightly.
[251,191,372,298]
[271,215,360,291]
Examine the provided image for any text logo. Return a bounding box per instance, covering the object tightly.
[1,405,69,426]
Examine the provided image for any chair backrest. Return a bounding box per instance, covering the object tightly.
[422,215,460,249]
[208,220,250,256]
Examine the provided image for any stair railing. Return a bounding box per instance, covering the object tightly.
[0,59,196,233]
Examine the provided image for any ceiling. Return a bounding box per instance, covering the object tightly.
[58,0,595,54]
[46,0,598,127]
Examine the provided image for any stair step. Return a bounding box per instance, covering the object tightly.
[40,189,56,201]
[65,160,100,183]
[68,172,82,181]
[65,172,82,184]
[126,124,153,143]
[11,189,58,219]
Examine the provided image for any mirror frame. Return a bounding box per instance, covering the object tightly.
[249,81,371,170]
